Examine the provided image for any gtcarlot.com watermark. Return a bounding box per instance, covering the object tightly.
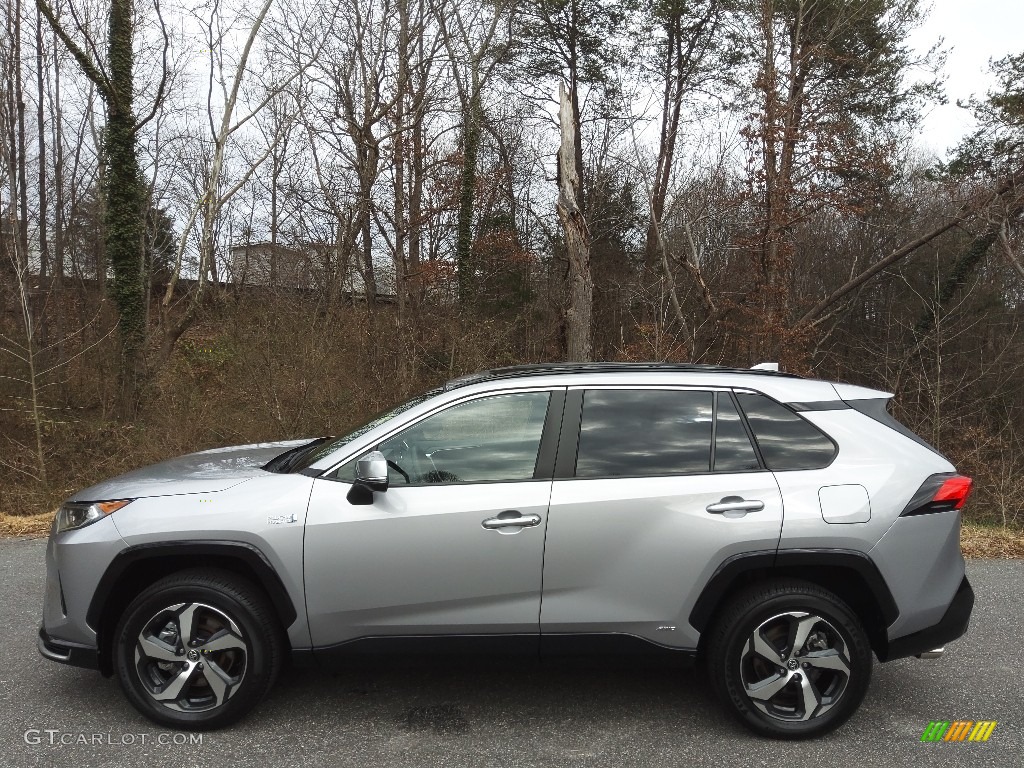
[24,729,203,747]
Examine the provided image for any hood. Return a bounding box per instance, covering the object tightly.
[68,439,315,501]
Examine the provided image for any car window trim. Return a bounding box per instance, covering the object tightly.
[534,389,567,480]
[710,391,719,471]
[724,390,767,471]
[553,389,584,479]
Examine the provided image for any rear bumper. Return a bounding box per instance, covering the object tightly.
[37,626,99,670]
[879,576,974,662]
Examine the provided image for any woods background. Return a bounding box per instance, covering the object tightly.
[1,0,1022,531]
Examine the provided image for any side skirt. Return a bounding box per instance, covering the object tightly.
[291,633,697,671]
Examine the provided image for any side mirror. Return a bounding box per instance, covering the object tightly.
[356,451,389,491]
[347,450,388,505]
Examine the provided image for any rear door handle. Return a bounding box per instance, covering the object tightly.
[482,512,542,530]
[706,497,765,514]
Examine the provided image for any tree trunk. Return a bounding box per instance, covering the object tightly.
[36,7,49,282]
[408,100,424,315]
[455,89,481,306]
[53,36,64,285]
[38,0,148,417]
[16,0,30,269]
[556,81,592,361]
[356,126,378,303]
[106,0,146,418]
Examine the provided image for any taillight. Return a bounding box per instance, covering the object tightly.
[901,474,973,517]
[933,476,973,509]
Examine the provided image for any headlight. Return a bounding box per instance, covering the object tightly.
[55,500,132,533]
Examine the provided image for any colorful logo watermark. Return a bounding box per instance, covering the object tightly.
[920,721,997,742]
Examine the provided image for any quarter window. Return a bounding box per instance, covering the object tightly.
[735,392,837,470]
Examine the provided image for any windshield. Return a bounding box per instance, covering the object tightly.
[286,388,443,472]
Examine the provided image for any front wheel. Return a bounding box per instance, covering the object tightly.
[706,580,873,739]
[114,569,283,730]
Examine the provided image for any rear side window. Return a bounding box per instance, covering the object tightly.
[735,392,837,470]
[713,393,760,472]
[576,389,713,477]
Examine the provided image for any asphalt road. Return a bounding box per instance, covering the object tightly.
[1,538,1020,768]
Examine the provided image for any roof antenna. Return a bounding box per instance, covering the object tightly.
[750,362,780,372]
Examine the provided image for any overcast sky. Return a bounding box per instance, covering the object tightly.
[911,0,1023,157]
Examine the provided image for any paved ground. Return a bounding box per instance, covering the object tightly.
[1,538,1020,768]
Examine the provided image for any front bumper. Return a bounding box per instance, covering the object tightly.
[879,575,974,662]
[37,626,100,670]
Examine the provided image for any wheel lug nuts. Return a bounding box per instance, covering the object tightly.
[793,673,802,681]
[802,662,809,668]
[197,662,204,670]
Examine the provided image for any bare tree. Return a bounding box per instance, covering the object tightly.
[159,0,328,358]
[640,0,720,292]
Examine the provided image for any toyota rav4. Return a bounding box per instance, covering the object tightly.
[38,363,974,738]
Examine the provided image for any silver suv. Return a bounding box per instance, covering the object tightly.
[38,363,974,738]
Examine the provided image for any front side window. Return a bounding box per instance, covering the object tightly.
[575,389,714,478]
[337,391,551,485]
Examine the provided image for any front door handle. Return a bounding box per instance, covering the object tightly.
[706,497,765,514]
[482,511,542,530]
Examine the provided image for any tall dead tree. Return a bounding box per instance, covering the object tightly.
[556,81,592,361]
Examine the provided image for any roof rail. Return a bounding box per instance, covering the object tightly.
[444,361,800,390]
[750,362,780,372]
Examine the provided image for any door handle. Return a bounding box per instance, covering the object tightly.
[706,497,765,514]
[481,512,542,530]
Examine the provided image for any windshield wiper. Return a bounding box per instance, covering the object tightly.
[263,437,332,474]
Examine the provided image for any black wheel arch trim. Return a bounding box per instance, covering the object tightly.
[689,548,900,635]
[86,540,298,646]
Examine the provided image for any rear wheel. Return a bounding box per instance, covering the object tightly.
[706,580,872,739]
[114,569,283,729]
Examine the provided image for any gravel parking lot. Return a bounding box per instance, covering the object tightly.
[1,538,1020,768]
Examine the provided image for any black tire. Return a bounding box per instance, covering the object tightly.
[114,568,284,730]
[705,579,872,739]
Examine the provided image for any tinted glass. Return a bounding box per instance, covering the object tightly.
[736,392,836,470]
[575,389,713,477]
[714,393,760,472]
[339,392,550,484]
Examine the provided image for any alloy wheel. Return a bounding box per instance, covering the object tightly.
[739,610,852,722]
[133,602,248,713]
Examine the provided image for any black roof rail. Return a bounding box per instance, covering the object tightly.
[443,362,801,390]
